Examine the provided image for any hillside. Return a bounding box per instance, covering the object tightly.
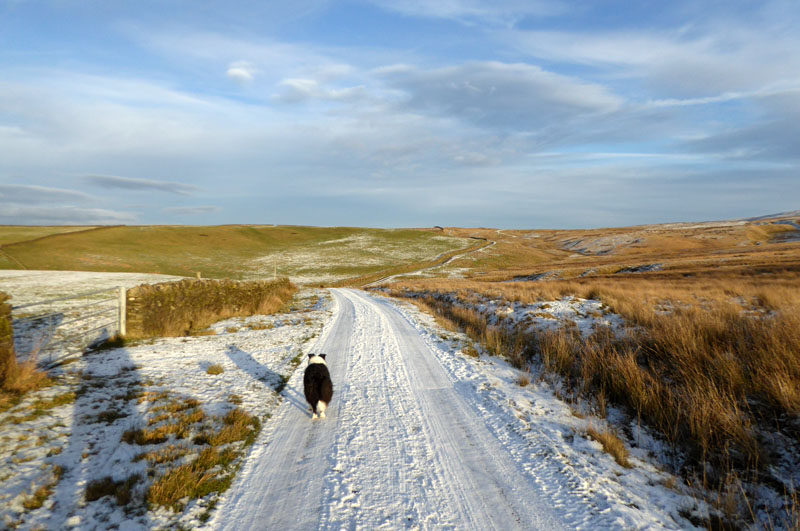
[401,212,800,283]
[0,225,471,284]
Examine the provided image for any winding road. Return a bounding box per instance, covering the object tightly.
[213,288,567,530]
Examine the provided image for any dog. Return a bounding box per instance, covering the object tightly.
[303,354,333,419]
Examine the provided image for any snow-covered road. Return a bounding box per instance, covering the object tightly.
[214,289,570,530]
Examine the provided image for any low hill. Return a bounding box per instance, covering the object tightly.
[0,225,471,284]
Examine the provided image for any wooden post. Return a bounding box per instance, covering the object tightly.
[118,286,127,337]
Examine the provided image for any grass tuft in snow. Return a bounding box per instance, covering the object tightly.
[146,407,260,511]
[585,426,632,468]
[21,465,62,511]
[85,474,142,506]
[206,364,224,375]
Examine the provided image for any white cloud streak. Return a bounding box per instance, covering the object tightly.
[162,206,220,214]
[85,175,200,195]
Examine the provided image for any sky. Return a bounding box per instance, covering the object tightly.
[0,0,798,229]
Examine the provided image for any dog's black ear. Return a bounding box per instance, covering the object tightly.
[319,354,326,360]
[308,353,315,359]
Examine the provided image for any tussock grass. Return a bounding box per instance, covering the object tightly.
[117,389,262,513]
[147,447,237,510]
[123,399,205,445]
[85,474,141,505]
[22,466,62,511]
[126,278,296,338]
[586,426,632,468]
[209,408,261,447]
[206,364,224,375]
[135,444,190,465]
[146,407,260,510]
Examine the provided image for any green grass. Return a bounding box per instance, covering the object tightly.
[0,226,99,246]
[0,225,470,283]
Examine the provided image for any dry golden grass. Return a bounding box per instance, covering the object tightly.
[390,257,800,494]
[210,408,261,446]
[123,400,205,445]
[206,364,224,375]
[135,444,191,465]
[1,291,51,410]
[147,446,238,510]
[586,426,632,468]
[146,407,260,510]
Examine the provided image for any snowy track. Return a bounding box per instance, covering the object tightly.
[214,289,568,530]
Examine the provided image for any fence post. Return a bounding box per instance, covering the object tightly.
[118,286,127,337]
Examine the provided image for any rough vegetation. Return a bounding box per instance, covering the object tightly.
[389,266,800,527]
[126,278,297,338]
[1,292,49,409]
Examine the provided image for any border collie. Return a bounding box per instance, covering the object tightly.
[303,354,333,419]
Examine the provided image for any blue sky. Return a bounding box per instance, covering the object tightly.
[1,0,798,228]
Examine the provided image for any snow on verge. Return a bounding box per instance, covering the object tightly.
[382,292,707,529]
[0,271,333,530]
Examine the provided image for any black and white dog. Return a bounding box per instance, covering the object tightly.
[303,354,333,419]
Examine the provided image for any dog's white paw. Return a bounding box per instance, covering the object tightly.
[312,413,318,419]
[319,411,326,419]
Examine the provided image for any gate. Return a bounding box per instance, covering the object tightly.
[12,287,126,367]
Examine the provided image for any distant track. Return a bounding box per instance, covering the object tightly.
[213,288,566,530]
[363,239,495,287]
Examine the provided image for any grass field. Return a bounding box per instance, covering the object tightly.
[0,226,100,247]
[0,225,471,284]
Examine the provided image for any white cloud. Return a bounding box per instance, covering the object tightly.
[379,61,623,130]
[85,175,200,195]
[0,184,95,204]
[273,78,366,103]
[506,10,800,98]
[226,60,256,84]
[367,0,564,24]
